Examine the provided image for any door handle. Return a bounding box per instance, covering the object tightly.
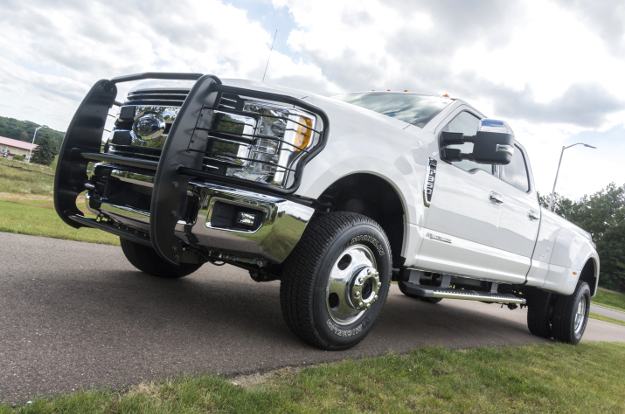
[528,210,540,221]
[489,191,504,204]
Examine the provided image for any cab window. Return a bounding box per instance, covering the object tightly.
[500,145,530,192]
[441,111,493,174]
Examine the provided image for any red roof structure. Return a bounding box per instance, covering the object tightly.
[0,136,38,151]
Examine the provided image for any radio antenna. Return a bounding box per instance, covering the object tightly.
[262,30,278,83]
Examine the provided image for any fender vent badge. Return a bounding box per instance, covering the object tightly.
[423,157,437,207]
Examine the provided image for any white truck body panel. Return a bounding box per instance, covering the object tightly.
[126,78,600,296]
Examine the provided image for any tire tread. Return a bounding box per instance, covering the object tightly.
[280,212,391,350]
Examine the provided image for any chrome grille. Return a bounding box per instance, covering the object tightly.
[125,89,189,106]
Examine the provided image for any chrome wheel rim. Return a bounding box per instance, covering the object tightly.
[326,244,380,325]
[574,295,587,335]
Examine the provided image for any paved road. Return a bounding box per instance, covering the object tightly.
[1,232,624,403]
[591,304,625,322]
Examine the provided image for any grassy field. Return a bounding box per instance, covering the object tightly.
[0,158,119,245]
[590,312,625,328]
[0,158,55,195]
[0,197,120,246]
[592,289,625,313]
[2,342,624,413]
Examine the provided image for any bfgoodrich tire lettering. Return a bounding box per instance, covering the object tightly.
[552,281,590,345]
[280,212,392,350]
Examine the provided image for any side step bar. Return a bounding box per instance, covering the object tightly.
[399,281,526,305]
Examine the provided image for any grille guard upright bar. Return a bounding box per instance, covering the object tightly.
[54,79,118,228]
[150,74,222,265]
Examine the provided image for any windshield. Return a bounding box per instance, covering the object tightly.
[333,92,452,127]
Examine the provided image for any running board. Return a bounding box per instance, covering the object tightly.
[399,281,526,305]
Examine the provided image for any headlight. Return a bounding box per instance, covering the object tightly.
[209,100,317,188]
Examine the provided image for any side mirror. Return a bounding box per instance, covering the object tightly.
[440,118,515,165]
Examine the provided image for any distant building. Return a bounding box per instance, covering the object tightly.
[0,136,38,159]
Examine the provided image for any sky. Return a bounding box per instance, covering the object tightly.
[0,0,623,201]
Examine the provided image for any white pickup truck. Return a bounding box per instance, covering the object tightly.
[54,73,600,350]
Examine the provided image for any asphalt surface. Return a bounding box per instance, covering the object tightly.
[591,304,625,322]
[2,232,625,403]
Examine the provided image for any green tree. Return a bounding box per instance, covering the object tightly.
[542,184,625,292]
[30,133,58,166]
[19,131,29,141]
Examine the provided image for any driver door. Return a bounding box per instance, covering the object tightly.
[415,109,529,284]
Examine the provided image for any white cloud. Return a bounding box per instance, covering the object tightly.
[0,0,623,198]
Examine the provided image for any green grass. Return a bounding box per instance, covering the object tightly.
[2,342,625,413]
[589,312,625,328]
[592,289,625,313]
[0,157,55,195]
[0,199,119,245]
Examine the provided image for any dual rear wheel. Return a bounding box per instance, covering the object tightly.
[527,281,590,345]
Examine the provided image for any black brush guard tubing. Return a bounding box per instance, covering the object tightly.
[182,83,331,197]
[104,72,203,90]
[54,79,118,228]
[149,75,222,265]
[68,215,152,247]
[54,72,213,230]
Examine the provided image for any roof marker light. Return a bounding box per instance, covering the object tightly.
[403,90,409,92]
[443,94,450,97]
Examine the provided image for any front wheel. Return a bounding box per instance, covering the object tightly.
[552,281,590,345]
[280,212,392,350]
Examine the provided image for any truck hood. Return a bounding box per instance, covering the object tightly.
[128,77,419,132]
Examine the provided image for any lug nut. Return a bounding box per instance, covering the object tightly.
[375,295,378,300]
[359,302,364,308]
[366,303,371,309]
[355,291,360,297]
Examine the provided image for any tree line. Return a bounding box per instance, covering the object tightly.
[0,115,65,149]
[539,184,625,293]
[0,115,65,166]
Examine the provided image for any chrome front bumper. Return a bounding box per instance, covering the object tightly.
[86,177,315,265]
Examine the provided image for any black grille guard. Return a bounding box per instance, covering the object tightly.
[54,72,330,265]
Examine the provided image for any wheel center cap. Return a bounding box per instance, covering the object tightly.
[350,267,381,310]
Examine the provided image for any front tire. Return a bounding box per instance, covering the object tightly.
[120,238,201,278]
[552,281,590,345]
[280,212,392,350]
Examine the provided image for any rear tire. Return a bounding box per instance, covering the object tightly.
[280,212,392,350]
[526,289,554,338]
[120,238,201,278]
[552,281,590,345]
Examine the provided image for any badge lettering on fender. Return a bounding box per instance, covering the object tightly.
[327,319,363,337]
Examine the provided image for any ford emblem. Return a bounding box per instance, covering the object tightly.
[132,113,166,141]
